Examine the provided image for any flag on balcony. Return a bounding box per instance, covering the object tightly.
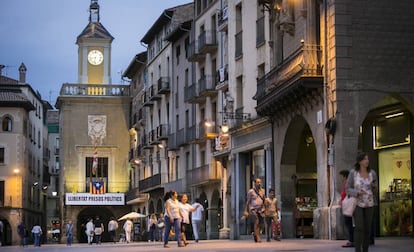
[90,180,105,194]
[92,145,98,176]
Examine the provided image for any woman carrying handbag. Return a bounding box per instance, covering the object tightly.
[346,152,377,252]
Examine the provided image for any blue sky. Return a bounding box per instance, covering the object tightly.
[0,0,191,107]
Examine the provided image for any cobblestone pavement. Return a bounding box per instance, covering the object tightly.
[1,237,413,252]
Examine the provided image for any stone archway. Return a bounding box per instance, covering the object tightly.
[156,199,163,215]
[280,116,317,238]
[77,207,114,243]
[149,201,155,215]
[0,216,12,246]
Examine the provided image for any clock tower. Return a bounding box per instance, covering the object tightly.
[77,0,114,84]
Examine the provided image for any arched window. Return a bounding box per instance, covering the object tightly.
[2,116,12,132]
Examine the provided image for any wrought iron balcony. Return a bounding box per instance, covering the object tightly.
[139,173,162,192]
[157,124,169,141]
[198,30,217,54]
[149,85,161,101]
[255,44,323,118]
[157,77,170,94]
[142,89,153,107]
[187,40,205,62]
[149,129,158,145]
[198,75,217,97]
[186,164,220,186]
[176,128,186,147]
[218,5,229,32]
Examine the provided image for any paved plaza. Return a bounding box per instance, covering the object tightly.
[1,238,413,252]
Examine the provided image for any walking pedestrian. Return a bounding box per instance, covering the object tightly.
[65,220,74,246]
[346,152,377,252]
[94,216,104,244]
[157,213,166,242]
[191,198,204,243]
[163,190,184,248]
[340,170,354,248]
[148,214,157,242]
[85,218,94,245]
[264,189,280,242]
[123,218,133,243]
[17,222,26,246]
[108,217,118,243]
[179,194,199,245]
[242,178,265,243]
[31,223,42,247]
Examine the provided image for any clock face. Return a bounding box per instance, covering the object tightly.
[87,50,103,65]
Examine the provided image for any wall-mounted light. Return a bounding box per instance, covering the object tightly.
[205,120,215,127]
[158,143,165,149]
[42,185,48,190]
[133,159,141,165]
[33,182,39,186]
[52,191,58,197]
[221,124,229,133]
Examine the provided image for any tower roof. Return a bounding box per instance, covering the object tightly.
[77,22,114,44]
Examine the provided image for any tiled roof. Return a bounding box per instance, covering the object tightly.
[0,88,36,111]
[77,22,114,42]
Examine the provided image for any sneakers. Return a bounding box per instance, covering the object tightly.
[178,243,186,247]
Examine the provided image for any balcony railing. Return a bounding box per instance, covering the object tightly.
[186,164,220,186]
[187,40,205,62]
[149,129,158,145]
[176,128,186,146]
[139,173,161,191]
[255,44,322,100]
[218,5,229,32]
[60,83,130,97]
[198,75,217,97]
[142,90,153,107]
[157,77,170,94]
[198,30,217,54]
[149,85,161,101]
[157,124,169,141]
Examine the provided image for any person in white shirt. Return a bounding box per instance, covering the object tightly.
[31,224,42,247]
[108,217,118,243]
[123,218,133,243]
[85,218,94,245]
[191,198,204,243]
[179,194,199,245]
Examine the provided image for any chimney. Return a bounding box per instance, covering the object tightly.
[0,65,5,76]
[19,63,27,83]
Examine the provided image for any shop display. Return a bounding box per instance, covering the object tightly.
[380,178,412,236]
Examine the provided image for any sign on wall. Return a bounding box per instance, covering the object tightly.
[65,193,125,205]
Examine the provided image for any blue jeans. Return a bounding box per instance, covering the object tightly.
[163,215,181,246]
[192,220,201,241]
[33,233,41,246]
[66,234,73,245]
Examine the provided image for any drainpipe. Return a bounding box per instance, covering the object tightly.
[323,0,335,240]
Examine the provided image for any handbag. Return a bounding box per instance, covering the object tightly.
[342,195,357,216]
